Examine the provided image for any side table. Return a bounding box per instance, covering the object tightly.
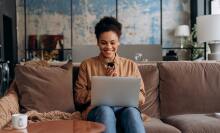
[1,119,105,133]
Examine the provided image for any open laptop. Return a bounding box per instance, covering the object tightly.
[91,76,141,107]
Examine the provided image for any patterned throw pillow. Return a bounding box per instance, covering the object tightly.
[0,81,19,129]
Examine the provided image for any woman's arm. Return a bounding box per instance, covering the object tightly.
[74,62,90,110]
[139,79,146,105]
[139,79,145,105]
[134,64,146,105]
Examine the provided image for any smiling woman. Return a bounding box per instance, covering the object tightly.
[74,16,146,133]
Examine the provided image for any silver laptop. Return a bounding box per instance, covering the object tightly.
[91,76,141,107]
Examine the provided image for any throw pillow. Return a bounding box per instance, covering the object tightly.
[15,62,75,113]
[0,81,19,129]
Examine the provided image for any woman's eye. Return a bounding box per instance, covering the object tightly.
[111,42,115,45]
[101,42,107,45]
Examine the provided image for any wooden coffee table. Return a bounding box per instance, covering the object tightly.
[1,119,105,133]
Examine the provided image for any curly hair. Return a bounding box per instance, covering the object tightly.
[95,16,122,40]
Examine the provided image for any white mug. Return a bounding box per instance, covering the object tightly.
[12,114,28,130]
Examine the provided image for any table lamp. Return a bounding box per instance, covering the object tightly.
[197,14,220,60]
[174,25,190,48]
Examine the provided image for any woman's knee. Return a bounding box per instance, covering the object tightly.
[121,107,141,118]
[93,106,115,116]
[120,107,145,133]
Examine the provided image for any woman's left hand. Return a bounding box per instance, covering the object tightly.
[139,93,145,105]
[82,105,95,120]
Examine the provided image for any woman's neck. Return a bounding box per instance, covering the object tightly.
[100,53,116,63]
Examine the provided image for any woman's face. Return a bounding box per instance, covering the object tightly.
[97,31,119,60]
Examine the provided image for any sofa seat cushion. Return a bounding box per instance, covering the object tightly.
[15,62,75,113]
[144,118,181,133]
[163,114,220,133]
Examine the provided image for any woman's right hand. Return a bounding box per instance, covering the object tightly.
[82,105,95,120]
[106,67,117,76]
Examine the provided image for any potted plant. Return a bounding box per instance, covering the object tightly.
[184,24,204,60]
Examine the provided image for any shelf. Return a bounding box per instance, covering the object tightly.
[162,47,205,49]
[162,46,206,61]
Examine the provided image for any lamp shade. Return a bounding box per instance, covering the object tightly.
[197,14,220,44]
[174,25,190,37]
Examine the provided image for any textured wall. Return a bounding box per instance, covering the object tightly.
[72,0,116,45]
[16,0,25,61]
[16,0,190,60]
[162,0,190,47]
[118,0,161,45]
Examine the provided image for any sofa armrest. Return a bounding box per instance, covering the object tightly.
[0,81,19,129]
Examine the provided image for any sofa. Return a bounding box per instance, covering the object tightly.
[1,61,220,133]
[136,61,220,133]
[73,61,220,133]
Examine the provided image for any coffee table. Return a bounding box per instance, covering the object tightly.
[1,119,105,133]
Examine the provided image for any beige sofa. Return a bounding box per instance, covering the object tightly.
[139,61,220,133]
[1,61,220,133]
[73,61,220,133]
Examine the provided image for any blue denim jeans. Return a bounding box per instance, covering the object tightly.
[87,106,146,133]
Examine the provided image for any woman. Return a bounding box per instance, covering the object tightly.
[74,16,146,133]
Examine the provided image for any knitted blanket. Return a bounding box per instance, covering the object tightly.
[26,110,82,123]
[4,110,82,130]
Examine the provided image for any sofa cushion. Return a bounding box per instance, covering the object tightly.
[138,64,160,118]
[163,114,220,133]
[144,118,181,133]
[15,62,75,113]
[158,62,220,117]
[0,81,19,129]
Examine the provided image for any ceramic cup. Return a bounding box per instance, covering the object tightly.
[12,114,28,130]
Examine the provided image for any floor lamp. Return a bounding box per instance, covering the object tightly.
[197,15,220,60]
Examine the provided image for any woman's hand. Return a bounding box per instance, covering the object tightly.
[139,93,145,105]
[106,67,117,76]
[82,105,95,120]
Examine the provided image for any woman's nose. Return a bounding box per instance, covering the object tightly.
[105,43,112,48]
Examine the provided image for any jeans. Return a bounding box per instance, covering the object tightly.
[87,106,146,133]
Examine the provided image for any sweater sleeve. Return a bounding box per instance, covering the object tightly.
[134,63,146,105]
[74,62,91,109]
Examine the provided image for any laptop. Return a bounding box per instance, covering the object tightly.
[91,76,141,107]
